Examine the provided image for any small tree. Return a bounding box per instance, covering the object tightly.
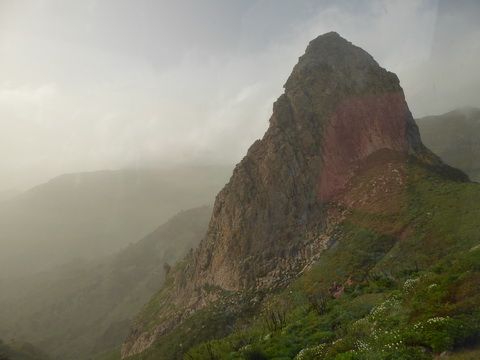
[308,290,330,315]
[263,308,287,332]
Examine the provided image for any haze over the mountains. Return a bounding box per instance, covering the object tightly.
[0,188,21,202]
[1,0,479,191]
[1,2,480,359]
[0,206,212,360]
[0,165,231,277]
[417,107,480,182]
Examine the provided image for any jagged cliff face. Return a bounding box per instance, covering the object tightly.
[179,32,434,295]
[122,32,445,358]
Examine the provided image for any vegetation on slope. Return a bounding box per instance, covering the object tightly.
[124,153,480,360]
[0,340,50,360]
[185,240,480,359]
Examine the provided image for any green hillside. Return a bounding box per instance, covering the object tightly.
[124,151,480,360]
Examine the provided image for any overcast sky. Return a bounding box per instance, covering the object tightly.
[0,0,479,190]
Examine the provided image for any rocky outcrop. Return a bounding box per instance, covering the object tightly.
[183,32,437,293]
[121,32,459,358]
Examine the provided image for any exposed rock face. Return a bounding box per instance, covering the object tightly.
[186,32,435,292]
[417,107,480,181]
[121,32,450,358]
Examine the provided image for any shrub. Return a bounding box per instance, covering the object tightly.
[243,347,268,360]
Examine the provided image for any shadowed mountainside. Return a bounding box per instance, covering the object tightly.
[0,340,51,360]
[0,166,231,278]
[0,206,212,360]
[0,188,21,202]
[417,107,480,181]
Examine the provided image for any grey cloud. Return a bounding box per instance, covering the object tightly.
[0,0,479,190]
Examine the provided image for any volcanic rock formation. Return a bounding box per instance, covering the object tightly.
[186,31,437,291]
[122,32,462,358]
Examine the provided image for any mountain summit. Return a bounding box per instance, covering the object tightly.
[121,33,467,358]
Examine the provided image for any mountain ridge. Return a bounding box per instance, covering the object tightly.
[121,33,468,358]
[0,206,212,360]
[0,165,231,278]
[416,107,480,182]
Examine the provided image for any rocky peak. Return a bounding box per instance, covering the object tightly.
[121,33,454,358]
[190,31,434,286]
[285,32,384,91]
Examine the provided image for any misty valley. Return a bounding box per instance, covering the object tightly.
[1,2,480,360]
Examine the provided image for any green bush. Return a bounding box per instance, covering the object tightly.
[243,347,268,360]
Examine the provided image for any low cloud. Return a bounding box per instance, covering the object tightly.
[0,0,478,190]
[0,82,59,124]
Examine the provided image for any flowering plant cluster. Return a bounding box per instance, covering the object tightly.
[369,298,400,319]
[294,344,327,360]
[402,277,421,293]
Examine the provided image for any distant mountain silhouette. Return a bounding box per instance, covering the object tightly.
[0,206,211,360]
[417,107,480,181]
[0,165,231,277]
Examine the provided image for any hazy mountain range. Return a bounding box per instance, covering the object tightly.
[0,189,21,203]
[0,206,211,360]
[0,166,231,278]
[417,107,480,182]
[1,33,480,360]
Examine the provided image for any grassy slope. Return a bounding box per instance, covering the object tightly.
[124,152,480,360]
